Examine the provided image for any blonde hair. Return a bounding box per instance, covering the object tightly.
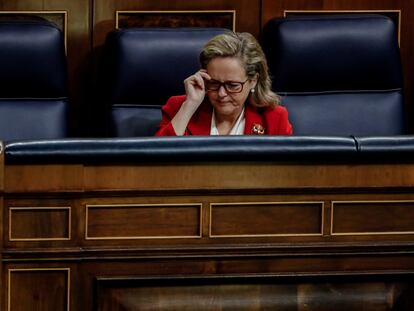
[200,31,279,108]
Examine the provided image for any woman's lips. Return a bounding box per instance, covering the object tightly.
[216,101,230,105]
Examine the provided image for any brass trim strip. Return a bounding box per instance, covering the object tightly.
[209,201,324,238]
[8,267,70,311]
[331,200,414,236]
[283,10,401,45]
[85,203,203,240]
[9,206,71,241]
[0,11,68,52]
[115,10,236,31]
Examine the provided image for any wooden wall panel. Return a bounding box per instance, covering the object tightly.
[8,268,70,311]
[261,0,414,132]
[116,11,236,30]
[93,0,261,48]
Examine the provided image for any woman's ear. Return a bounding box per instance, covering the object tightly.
[250,74,258,89]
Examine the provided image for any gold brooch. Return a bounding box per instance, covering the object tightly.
[251,123,265,135]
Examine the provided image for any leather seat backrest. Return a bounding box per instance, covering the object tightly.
[101,27,229,137]
[0,20,69,141]
[262,14,405,136]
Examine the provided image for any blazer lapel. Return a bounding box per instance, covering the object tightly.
[244,104,265,135]
[187,101,212,135]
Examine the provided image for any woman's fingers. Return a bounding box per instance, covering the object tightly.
[193,74,204,89]
[198,71,211,81]
[185,71,208,90]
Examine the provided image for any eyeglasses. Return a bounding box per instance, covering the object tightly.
[205,79,249,93]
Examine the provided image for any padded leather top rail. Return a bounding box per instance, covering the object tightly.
[4,136,358,164]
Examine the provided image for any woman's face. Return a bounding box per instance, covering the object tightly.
[205,57,256,119]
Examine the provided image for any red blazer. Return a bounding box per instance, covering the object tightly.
[155,95,293,136]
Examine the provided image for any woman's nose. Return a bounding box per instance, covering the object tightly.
[218,85,228,97]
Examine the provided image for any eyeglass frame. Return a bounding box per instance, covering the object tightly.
[204,78,250,94]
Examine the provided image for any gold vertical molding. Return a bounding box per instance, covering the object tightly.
[0,11,68,52]
[115,10,236,31]
[8,267,71,311]
[283,10,401,45]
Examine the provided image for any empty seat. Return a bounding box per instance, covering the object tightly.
[262,14,405,136]
[0,20,69,141]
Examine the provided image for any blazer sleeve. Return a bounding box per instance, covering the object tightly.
[265,105,293,135]
[155,95,186,136]
[277,105,293,135]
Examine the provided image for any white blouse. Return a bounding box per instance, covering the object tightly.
[210,108,246,135]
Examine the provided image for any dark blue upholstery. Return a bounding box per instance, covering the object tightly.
[102,27,229,137]
[262,14,405,136]
[9,135,414,164]
[4,136,357,164]
[0,20,69,141]
[355,136,414,162]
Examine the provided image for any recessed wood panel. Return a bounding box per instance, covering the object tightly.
[86,204,202,239]
[8,268,70,311]
[0,11,68,49]
[332,201,414,235]
[116,10,235,30]
[93,0,261,48]
[210,202,323,237]
[96,275,414,311]
[9,207,71,241]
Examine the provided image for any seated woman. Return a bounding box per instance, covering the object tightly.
[155,31,293,136]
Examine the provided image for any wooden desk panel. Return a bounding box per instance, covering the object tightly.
[2,161,414,310]
[85,203,202,240]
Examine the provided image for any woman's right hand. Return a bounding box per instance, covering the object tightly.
[183,69,211,109]
[170,70,211,136]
